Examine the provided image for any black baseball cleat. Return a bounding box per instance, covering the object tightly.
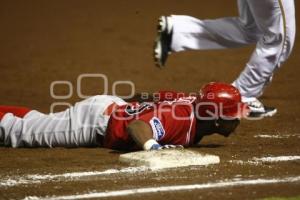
[153,16,173,68]
[246,98,277,118]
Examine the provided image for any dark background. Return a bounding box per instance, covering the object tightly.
[0,1,299,199]
[3,0,297,112]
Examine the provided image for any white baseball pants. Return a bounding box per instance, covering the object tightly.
[0,95,126,148]
[171,0,295,98]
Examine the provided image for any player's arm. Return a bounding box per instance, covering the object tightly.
[126,120,183,150]
[126,120,158,150]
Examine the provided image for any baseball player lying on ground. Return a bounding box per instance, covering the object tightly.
[0,82,249,151]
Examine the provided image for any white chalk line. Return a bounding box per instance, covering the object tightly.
[0,166,149,187]
[229,155,300,165]
[254,134,300,139]
[23,176,300,200]
[2,155,300,187]
[254,156,300,162]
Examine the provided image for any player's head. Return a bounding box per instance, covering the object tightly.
[196,82,249,120]
[195,118,240,141]
[195,82,249,137]
[214,118,240,137]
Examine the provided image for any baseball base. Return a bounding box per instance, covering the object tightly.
[119,149,220,170]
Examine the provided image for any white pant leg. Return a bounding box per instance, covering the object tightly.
[233,0,296,97]
[171,1,260,52]
[0,95,126,148]
[23,110,46,119]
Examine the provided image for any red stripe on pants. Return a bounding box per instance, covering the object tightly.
[0,112,4,121]
[0,106,31,118]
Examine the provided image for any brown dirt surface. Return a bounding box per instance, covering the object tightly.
[0,0,300,199]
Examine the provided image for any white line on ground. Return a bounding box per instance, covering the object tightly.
[229,155,300,165]
[1,150,220,187]
[254,134,300,139]
[23,176,300,200]
[2,155,300,187]
[0,167,149,187]
[254,156,300,162]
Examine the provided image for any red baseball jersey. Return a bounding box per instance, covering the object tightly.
[103,96,198,150]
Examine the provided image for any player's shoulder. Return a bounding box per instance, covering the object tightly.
[112,102,154,118]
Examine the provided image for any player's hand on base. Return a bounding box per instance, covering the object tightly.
[151,144,184,150]
[143,139,184,150]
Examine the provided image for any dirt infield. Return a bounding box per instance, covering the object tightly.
[0,0,300,199]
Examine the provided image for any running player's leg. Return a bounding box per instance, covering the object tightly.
[233,0,295,98]
[171,0,260,52]
[276,0,296,64]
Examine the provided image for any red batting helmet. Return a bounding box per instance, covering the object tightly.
[196,82,249,119]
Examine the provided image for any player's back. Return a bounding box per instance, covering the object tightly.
[104,97,197,150]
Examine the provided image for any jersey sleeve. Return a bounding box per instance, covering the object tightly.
[133,111,166,141]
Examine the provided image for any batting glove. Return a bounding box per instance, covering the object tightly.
[143,139,184,151]
[149,143,184,150]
